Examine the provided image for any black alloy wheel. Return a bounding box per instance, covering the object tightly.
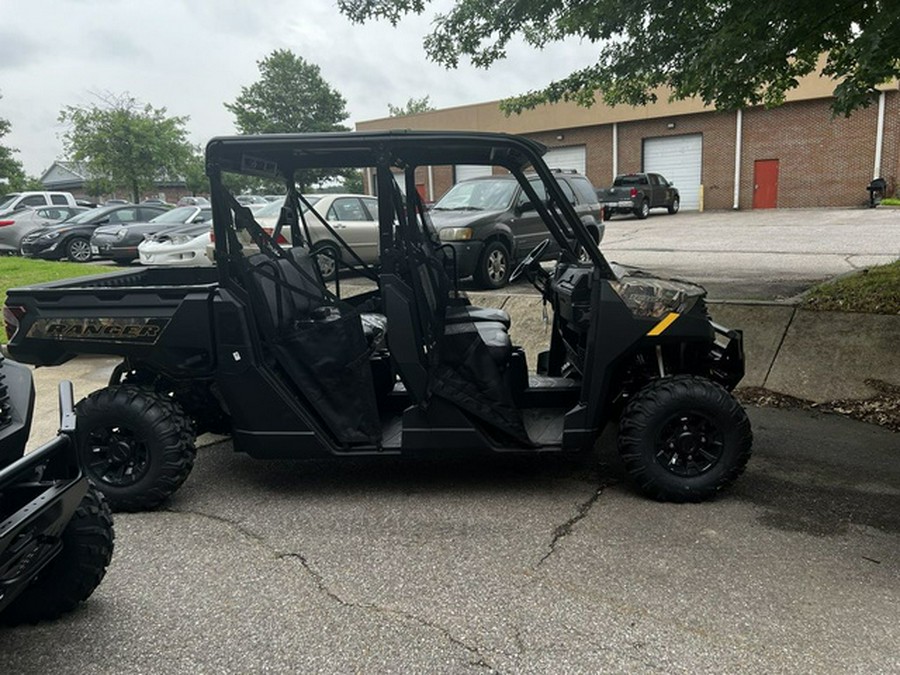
[66,237,92,262]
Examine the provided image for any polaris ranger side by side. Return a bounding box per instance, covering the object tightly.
[0,354,114,624]
[3,131,751,511]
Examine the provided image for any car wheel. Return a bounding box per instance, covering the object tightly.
[668,197,680,215]
[475,240,511,289]
[312,242,340,281]
[617,375,752,502]
[634,199,650,220]
[75,385,197,512]
[0,487,114,626]
[602,207,612,221]
[65,237,92,262]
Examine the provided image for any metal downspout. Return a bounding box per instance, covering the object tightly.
[612,123,618,178]
[733,109,743,210]
[874,91,886,179]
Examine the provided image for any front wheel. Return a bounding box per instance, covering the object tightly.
[65,237,92,262]
[76,385,197,512]
[0,487,114,625]
[668,197,680,215]
[617,375,752,502]
[475,240,511,289]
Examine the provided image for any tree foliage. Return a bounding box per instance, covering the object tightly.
[0,94,30,191]
[388,95,435,117]
[59,93,192,203]
[338,0,900,116]
[225,50,350,189]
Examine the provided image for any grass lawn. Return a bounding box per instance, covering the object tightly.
[0,257,116,305]
[805,260,900,314]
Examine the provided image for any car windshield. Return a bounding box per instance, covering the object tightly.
[255,195,321,218]
[432,179,517,211]
[59,206,117,225]
[0,194,20,211]
[150,206,197,223]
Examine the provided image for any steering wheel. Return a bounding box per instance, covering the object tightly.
[509,238,551,283]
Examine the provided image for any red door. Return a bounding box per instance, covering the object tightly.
[753,159,779,209]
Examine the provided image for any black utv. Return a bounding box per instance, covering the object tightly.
[4,131,750,509]
[0,354,114,624]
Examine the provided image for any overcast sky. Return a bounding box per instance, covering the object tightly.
[0,0,599,177]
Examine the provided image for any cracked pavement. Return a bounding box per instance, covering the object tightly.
[3,407,899,673]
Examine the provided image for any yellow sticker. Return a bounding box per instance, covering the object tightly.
[647,312,680,336]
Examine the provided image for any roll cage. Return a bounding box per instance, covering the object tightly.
[205,130,616,282]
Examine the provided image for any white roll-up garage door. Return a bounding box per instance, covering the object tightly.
[543,145,586,174]
[454,165,493,183]
[643,135,702,210]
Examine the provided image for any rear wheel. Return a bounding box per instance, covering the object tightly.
[634,199,650,220]
[312,241,340,281]
[65,237,92,262]
[0,487,114,625]
[617,375,752,502]
[475,240,511,289]
[76,385,196,512]
[668,197,680,214]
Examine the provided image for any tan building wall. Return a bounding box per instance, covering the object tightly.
[359,76,900,209]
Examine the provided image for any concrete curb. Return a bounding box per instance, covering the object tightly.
[484,294,899,404]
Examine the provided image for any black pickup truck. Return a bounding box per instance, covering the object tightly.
[597,173,680,219]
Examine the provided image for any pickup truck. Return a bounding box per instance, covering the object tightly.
[0,191,78,215]
[596,173,680,220]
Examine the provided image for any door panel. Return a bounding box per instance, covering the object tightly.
[753,160,779,209]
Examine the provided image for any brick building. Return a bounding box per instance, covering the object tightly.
[357,73,899,210]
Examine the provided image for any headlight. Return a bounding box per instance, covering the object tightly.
[41,231,61,240]
[115,228,127,240]
[169,234,192,245]
[438,227,474,241]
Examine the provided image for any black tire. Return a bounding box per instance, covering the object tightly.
[76,385,196,512]
[312,241,340,281]
[0,487,114,625]
[617,375,752,502]
[475,240,511,289]
[65,237,92,262]
[634,199,650,220]
[667,197,680,214]
[602,206,612,221]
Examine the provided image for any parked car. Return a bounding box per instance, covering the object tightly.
[430,170,605,288]
[236,195,268,206]
[140,198,175,209]
[92,205,212,264]
[177,196,210,206]
[138,221,213,267]
[0,191,78,215]
[215,194,380,280]
[20,204,165,262]
[597,173,680,219]
[0,206,88,254]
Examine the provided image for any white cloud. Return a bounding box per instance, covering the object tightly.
[0,0,598,175]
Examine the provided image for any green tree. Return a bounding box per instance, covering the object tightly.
[0,95,29,192]
[388,95,435,117]
[225,49,350,189]
[338,0,900,116]
[183,148,208,196]
[59,93,193,203]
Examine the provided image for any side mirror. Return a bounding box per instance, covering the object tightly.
[192,216,205,223]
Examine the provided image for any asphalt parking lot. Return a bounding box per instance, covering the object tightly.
[2,406,898,673]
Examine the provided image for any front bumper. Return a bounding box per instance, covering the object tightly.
[442,240,484,279]
[19,239,61,259]
[139,237,213,267]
